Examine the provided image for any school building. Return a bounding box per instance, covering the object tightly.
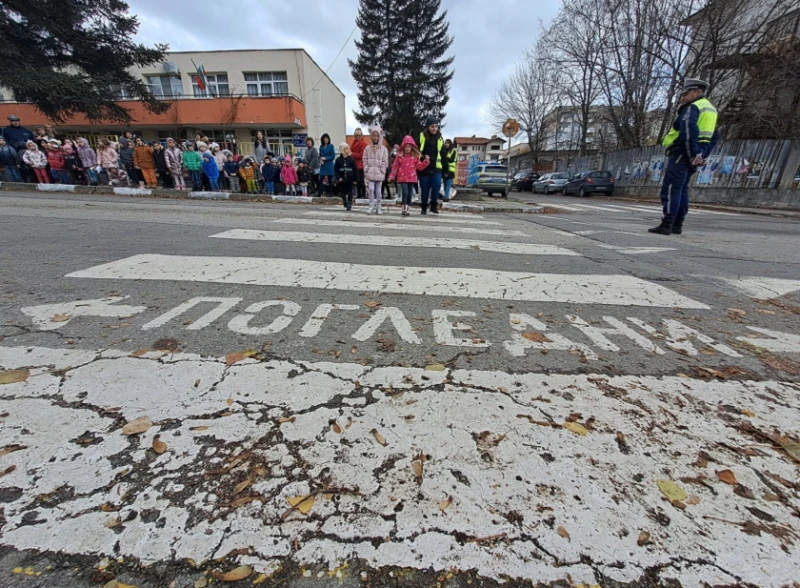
[0,49,346,158]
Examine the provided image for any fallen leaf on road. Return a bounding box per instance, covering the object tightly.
[104,517,122,529]
[194,578,208,588]
[233,477,253,495]
[471,245,481,251]
[152,338,179,352]
[657,480,687,503]
[0,444,26,457]
[331,422,343,434]
[700,347,718,356]
[371,429,388,446]
[121,416,152,436]
[225,350,257,366]
[412,459,424,483]
[190,426,209,431]
[763,493,782,502]
[287,495,315,514]
[278,416,296,424]
[0,369,30,385]
[734,484,756,500]
[229,495,264,509]
[521,331,552,343]
[1,465,17,477]
[152,436,167,454]
[727,308,746,319]
[225,398,233,406]
[130,348,150,357]
[103,581,135,588]
[557,526,570,540]
[52,313,71,322]
[425,363,446,371]
[637,531,650,546]
[211,565,253,582]
[686,495,701,505]
[716,469,738,485]
[439,495,453,512]
[365,301,381,308]
[193,379,201,388]
[563,422,589,436]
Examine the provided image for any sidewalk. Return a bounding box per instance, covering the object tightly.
[507,191,800,219]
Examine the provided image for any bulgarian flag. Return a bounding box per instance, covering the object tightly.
[191,59,208,91]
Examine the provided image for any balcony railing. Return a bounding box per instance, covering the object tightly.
[0,91,304,104]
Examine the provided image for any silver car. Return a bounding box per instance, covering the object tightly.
[532,172,570,194]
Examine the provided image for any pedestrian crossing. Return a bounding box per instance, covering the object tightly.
[62,209,714,310]
[542,201,736,216]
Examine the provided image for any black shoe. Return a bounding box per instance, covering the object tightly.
[672,220,683,235]
[421,208,427,215]
[648,216,674,235]
[430,207,439,214]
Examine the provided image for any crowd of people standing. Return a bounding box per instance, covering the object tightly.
[1,115,460,214]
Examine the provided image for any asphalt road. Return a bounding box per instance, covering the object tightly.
[1,190,799,588]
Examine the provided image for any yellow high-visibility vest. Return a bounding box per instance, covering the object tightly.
[662,97,717,149]
[419,133,444,170]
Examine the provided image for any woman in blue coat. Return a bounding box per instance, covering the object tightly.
[318,133,335,196]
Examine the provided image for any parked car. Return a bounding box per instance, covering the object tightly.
[475,163,510,197]
[532,172,570,194]
[563,170,615,197]
[516,172,539,192]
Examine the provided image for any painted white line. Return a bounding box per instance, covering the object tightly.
[114,187,153,196]
[67,254,710,308]
[273,218,527,237]
[303,210,499,225]
[545,204,585,211]
[189,191,229,200]
[565,203,624,212]
[210,229,581,256]
[0,343,797,587]
[715,276,800,299]
[595,245,677,255]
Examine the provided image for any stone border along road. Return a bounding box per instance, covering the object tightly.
[1,344,799,587]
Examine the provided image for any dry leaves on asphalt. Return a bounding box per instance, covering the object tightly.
[563,422,589,436]
[365,300,381,308]
[233,477,253,495]
[439,495,453,512]
[130,348,150,358]
[0,369,30,385]
[371,429,388,446]
[152,436,167,454]
[557,526,571,540]
[727,308,747,320]
[331,421,343,434]
[716,469,738,485]
[121,416,153,436]
[425,363,447,371]
[657,480,688,505]
[521,331,552,343]
[286,495,315,515]
[51,313,72,322]
[637,531,651,546]
[102,580,136,588]
[225,349,258,366]
[278,416,296,424]
[211,565,253,582]
[412,459,424,483]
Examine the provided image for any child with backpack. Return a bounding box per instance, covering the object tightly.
[389,135,430,216]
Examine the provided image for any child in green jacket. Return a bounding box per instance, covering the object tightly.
[183,143,203,190]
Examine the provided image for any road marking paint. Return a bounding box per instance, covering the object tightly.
[273,217,526,237]
[737,327,800,353]
[432,310,490,347]
[67,254,711,308]
[543,204,584,212]
[303,211,497,224]
[299,304,360,338]
[574,230,603,236]
[566,315,666,354]
[351,307,421,343]
[503,313,597,359]
[20,297,146,331]
[227,300,301,335]
[595,245,677,255]
[715,276,800,299]
[209,229,581,256]
[628,317,741,357]
[142,297,242,331]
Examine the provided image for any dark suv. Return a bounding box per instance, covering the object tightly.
[563,171,615,197]
[515,172,539,192]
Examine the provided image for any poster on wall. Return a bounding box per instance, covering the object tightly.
[696,155,720,185]
[649,156,665,183]
[720,155,736,175]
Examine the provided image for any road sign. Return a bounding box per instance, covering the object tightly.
[292,133,308,147]
[502,119,519,137]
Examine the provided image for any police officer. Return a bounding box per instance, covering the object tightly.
[1,115,34,150]
[649,79,718,235]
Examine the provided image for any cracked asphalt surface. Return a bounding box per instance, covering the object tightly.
[0,190,799,587]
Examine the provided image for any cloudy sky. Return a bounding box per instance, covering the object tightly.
[126,0,560,140]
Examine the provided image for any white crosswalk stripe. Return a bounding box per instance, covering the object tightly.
[303,210,500,225]
[273,217,527,237]
[210,229,581,256]
[67,254,709,308]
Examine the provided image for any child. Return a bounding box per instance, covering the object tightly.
[76,138,98,185]
[96,138,119,186]
[260,157,276,195]
[199,142,220,191]
[389,135,430,216]
[46,140,69,184]
[153,142,171,188]
[281,155,298,195]
[183,142,203,190]
[240,158,257,194]
[63,139,84,185]
[224,154,240,193]
[164,138,185,190]
[0,137,21,183]
[363,124,389,214]
[334,142,357,211]
[297,161,311,196]
[133,137,156,188]
[22,140,49,183]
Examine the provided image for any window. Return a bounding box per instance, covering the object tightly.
[244,72,289,97]
[490,144,501,150]
[460,145,468,151]
[192,73,229,97]
[109,85,133,100]
[145,75,183,98]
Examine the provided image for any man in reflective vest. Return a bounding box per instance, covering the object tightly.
[649,79,719,235]
[419,116,444,214]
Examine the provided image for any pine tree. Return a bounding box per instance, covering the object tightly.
[0,0,169,123]
[349,0,454,143]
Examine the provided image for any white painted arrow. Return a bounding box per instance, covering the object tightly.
[737,327,800,353]
[21,297,147,331]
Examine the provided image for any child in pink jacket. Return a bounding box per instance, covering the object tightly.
[389,135,430,216]
[280,156,298,196]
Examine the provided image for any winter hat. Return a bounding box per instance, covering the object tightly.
[339,141,349,152]
[48,139,61,146]
[210,142,220,150]
[369,124,382,134]
[424,116,440,128]
[196,141,208,149]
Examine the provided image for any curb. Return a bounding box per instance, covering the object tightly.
[114,187,153,196]
[189,191,230,200]
[37,183,76,192]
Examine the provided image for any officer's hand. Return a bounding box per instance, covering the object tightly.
[691,155,705,166]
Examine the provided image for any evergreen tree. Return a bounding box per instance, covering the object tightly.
[349,0,454,143]
[0,0,169,123]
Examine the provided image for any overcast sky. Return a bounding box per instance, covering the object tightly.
[126,0,560,139]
